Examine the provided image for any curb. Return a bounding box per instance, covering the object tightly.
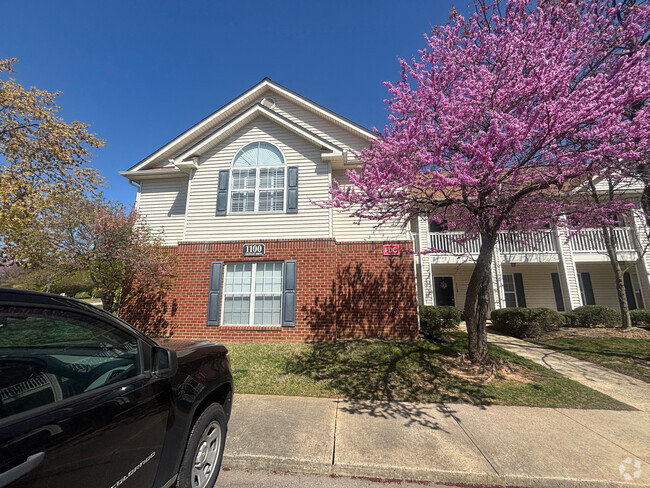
[222,454,650,488]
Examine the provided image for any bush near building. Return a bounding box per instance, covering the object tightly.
[629,309,650,328]
[419,305,462,333]
[564,305,620,328]
[490,308,564,338]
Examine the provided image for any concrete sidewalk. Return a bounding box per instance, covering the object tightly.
[481,330,650,412]
[223,394,650,488]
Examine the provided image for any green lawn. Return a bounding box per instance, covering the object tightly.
[225,332,631,409]
[532,336,650,383]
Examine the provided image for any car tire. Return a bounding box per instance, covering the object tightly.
[177,403,227,488]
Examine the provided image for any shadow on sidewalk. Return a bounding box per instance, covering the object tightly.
[339,399,454,431]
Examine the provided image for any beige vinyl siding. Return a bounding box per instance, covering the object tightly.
[183,117,331,241]
[575,262,629,309]
[272,95,370,154]
[331,169,408,242]
[501,264,564,310]
[138,178,188,245]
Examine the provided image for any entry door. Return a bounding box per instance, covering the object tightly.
[434,277,455,306]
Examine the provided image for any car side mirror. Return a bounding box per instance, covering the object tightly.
[153,347,178,378]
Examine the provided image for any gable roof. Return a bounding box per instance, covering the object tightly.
[125,78,375,174]
[174,103,343,163]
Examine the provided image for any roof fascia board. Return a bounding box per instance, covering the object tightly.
[128,79,271,172]
[175,104,342,163]
[128,79,374,173]
[266,80,377,141]
[120,169,188,181]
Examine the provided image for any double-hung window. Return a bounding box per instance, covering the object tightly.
[223,262,283,325]
[230,141,285,213]
[503,274,518,308]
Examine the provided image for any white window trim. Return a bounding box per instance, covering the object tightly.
[228,141,288,215]
[221,261,284,326]
[502,274,519,308]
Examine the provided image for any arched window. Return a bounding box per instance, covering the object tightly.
[233,141,284,167]
[230,142,286,213]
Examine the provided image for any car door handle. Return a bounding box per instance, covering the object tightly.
[0,452,45,488]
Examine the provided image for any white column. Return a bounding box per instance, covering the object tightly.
[631,205,650,308]
[555,223,583,310]
[417,217,434,306]
[490,242,507,310]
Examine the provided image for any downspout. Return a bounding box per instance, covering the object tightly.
[128,179,141,210]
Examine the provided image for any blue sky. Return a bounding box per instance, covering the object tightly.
[2,0,461,205]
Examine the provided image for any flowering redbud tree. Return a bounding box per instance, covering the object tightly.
[326,0,649,362]
[28,194,176,314]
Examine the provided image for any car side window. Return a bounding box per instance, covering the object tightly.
[0,306,141,420]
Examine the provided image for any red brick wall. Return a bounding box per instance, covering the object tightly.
[121,239,418,342]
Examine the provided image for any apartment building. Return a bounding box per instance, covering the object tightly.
[121,81,647,341]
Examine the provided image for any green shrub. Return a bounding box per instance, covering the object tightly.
[490,307,564,338]
[569,305,620,328]
[419,306,462,333]
[75,292,91,299]
[561,312,578,327]
[630,309,650,327]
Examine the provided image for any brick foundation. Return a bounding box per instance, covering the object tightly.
[121,239,418,342]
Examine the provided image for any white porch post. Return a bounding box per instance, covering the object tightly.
[490,243,507,310]
[555,223,583,310]
[631,205,650,308]
[411,216,433,306]
[417,217,434,306]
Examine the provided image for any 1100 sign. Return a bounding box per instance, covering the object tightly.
[243,243,265,257]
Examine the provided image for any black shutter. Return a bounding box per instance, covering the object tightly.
[623,272,637,310]
[282,260,297,327]
[581,272,595,305]
[286,166,299,214]
[207,262,223,326]
[551,273,565,312]
[216,170,229,216]
[514,273,526,308]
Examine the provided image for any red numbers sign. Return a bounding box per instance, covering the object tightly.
[383,245,400,256]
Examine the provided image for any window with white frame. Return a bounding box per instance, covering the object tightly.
[222,262,283,325]
[230,141,285,213]
[502,274,518,308]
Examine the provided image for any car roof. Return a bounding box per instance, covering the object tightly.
[0,288,152,342]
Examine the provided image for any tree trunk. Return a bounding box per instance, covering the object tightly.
[463,232,498,364]
[100,290,116,314]
[602,226,632,329]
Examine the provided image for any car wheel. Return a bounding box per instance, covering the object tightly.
[177,403,227,488]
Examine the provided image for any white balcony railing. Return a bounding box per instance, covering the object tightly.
[498,231,556,253]
[429,230,556,255]
[569,227,636,252]
[428,228,637,256]
[429,231,481,254]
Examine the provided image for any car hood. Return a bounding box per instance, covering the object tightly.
[154,338,216,352]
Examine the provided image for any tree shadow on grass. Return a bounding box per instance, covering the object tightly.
[283,338,494,426]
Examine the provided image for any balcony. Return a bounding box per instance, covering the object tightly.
[569,227,636,253]
[429,230,557,255]
[429,231,481,255]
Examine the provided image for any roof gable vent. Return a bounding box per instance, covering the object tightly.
[261,96,276,109]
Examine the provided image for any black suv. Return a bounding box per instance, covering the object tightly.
[0,288,233,488]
